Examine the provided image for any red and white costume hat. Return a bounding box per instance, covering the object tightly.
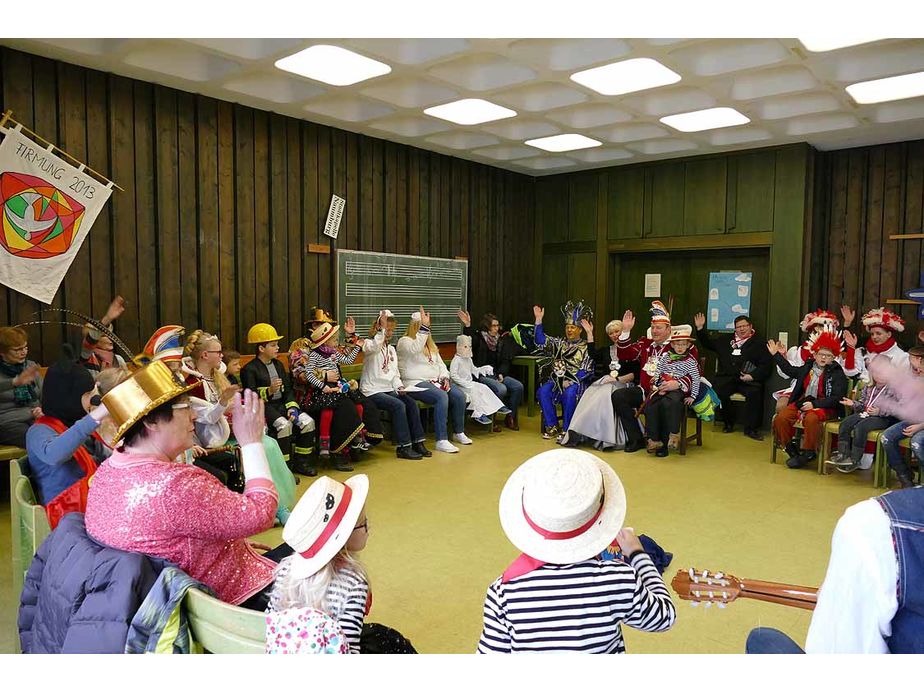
[283,474,369,580]
[810,331,843,357]
[649,300,671,326]
[861,307,905,333]
[799,310,839,333]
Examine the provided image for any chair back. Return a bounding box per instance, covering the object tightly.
[10,458,52,600]
[184,587,266,654]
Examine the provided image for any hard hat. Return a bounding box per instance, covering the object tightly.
[247,323,284,344]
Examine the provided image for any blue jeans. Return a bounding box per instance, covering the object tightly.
[537,380,582,429]
[478,374,523,419]
[880,420,924,479]
[745,627,804,654]
[368,391,425,447]
[405,381,466,440]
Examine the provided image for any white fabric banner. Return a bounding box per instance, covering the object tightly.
[0,126,113,303]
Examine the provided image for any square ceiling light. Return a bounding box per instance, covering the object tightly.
[846,71,924,104]
[660,106,750,132]
[570,58,681,96]
[275,45,391,86]
[424,98,517,125]
[798,38,883,52]
[525,133,601,152]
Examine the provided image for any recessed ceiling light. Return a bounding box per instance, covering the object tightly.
[524,134,601,153]
[846,71,924,104]
[660,107,750,132]
[275,45,391,87]
[570,58,681,96]
[798,38,884,52]
[424,98,517,125]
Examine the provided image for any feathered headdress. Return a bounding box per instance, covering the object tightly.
[16,307,134,360]
[805,323,845,356]
[861,307,905,333]
[135,325,185,366]
[649,300,671,326]
[561,299,593,326]
[799,309,839,333]
[811,330,842,357]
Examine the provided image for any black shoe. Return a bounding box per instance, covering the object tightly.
[291,460,317,477]
[787,451,814,469]
[333,457,355,472]
[655,447,669,458]
[722,423,734,433]
[397,445,423,460]
[623,440,644,453]
[743,429,764,442]
[897,471,915,489]
[784,440,800,458]
[412,441,432,458]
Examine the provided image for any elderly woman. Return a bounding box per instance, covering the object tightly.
[397,306,470,454]
[0,326,43,447]
[85,364,279,606]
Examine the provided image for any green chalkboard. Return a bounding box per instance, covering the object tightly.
[336,249,468,343]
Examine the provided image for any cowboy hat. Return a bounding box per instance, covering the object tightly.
[283,474,369,580]
[499,449,626,565]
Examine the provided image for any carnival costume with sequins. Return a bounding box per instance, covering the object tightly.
[535,300,595,431]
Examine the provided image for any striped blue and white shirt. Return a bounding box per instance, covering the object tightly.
[476,552,675,653]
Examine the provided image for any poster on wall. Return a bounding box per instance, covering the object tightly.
[707,271,752,331]
[0,126,113,303]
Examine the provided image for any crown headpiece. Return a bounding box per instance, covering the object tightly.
[561,299,593,326]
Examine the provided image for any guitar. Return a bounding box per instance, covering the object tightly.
[670,568,818,611]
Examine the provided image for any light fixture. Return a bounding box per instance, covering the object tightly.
[660,107,750,132]
[570,58,681,96]
[846,71,924,104]
[524,134,601,153]
[798,38,883,52]
[275,45,391,87]
[424,98,517,125]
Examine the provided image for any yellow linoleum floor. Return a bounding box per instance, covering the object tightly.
[1,416,883,654]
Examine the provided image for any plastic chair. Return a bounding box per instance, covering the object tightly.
[184,587,266,654]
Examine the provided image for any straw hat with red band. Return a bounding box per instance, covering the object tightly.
[307,322,340,349]
[499,449,626,565]
[668,324,695,342]
[283,474,369,580]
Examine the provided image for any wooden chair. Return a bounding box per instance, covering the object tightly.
[771,377,856,464]
[184,587,266,654]
[874,438,917,489]
[678,410,702,456]
[818,421,886,487]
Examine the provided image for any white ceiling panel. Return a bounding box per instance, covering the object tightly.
[2,37,922,176]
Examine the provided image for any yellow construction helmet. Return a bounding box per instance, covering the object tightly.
[247,323,284,344]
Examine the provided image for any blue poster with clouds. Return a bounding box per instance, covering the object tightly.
[707,271,752,331]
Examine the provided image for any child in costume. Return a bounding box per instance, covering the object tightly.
[240,322,317,477]
[643,325,701,457]
[770,331,849,469]
[266,474,416,654]
[450,334,511,425]
[879,345,924,488]
[534,300,595,441]
[848,307,909,377]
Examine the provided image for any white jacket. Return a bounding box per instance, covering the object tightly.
[360,331,404,396]
[397,329,449,386]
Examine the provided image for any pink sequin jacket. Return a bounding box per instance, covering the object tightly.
[85,449,278,605]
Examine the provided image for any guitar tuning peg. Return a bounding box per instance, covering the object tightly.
[690,601,699,607]
[708,591,714,599]
[688,568,695,579]
[702,570,709,578]
[704,602,712,608]
[717,603,726,609]
[722,592,729,599]
[715,572,724,579]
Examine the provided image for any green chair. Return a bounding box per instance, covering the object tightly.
[875,438,917,489]
[184,587,266,654]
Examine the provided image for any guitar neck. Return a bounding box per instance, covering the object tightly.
[739,579,818,611]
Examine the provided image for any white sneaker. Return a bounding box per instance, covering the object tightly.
[453,433,473,445]
[435,439,459,453]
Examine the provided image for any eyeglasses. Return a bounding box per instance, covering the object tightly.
[353,519,369,532]
[8,345,28,352]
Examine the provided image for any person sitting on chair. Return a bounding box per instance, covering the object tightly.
[643,325,701,457]
[694,313,772,441]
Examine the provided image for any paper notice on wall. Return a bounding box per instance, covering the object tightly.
[644,273,661,298]
[323,194,346,239]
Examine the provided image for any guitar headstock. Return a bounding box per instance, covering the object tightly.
[670,568,743,608]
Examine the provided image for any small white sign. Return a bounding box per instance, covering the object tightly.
[644,273,661,298]
[323,194,346,239]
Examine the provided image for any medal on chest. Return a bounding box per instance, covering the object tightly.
[732,348,741,356]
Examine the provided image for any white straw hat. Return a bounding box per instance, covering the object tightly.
[498,449,626,565]
[283,474,369,580]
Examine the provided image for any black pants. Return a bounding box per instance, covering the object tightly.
[611,386,644,444]
[194,451,242,492]
[645,391,685,443]
[712,376,764,431]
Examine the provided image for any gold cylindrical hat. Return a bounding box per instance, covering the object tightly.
[102,361,198,443]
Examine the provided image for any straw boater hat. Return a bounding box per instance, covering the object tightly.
[308,322,340,349]
[283,474,369,580]
[102,360,198,443]
[668,324,695,342]
[499,449,626,565]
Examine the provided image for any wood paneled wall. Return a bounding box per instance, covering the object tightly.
[0,48,536,364]
[809,139,924,337]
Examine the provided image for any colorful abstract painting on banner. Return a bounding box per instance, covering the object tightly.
[0,126,113,303]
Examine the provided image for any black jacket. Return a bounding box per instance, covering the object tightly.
[240,357,298,409]
[463,327,517,377]
[773,353,848,413]
[696,328,773,382]
[591,343,642,382]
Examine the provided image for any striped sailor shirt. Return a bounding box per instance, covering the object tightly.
[476,552,675,653]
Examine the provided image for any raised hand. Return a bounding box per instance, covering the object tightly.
[840,305,856,327]
[344,316,356,334]
[843,330,858,349]
[13,363,41,387]
[767,339,784,355]
[230,389,265,447]
[103,295,126,325]
[580,318,594,335]
[693,312,706,330]
[378,310,389,331]
[533,305,545,323]
[457,309,471,327]
[621,310,635,333]
[419,305,431,327]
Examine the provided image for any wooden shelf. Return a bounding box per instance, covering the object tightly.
[885,299,918,305]
[888,234,924,240]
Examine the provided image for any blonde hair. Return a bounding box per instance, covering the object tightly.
[185,329,231,393]
[268,549,369,612]
[605,319,623,336]
[405,320,438,356]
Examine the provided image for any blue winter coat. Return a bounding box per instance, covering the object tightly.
[18,512,172,653]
